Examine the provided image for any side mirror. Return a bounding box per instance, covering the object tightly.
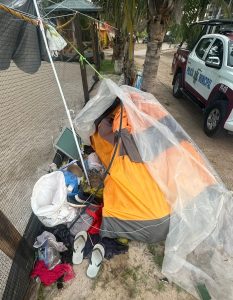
[205,56,221,69]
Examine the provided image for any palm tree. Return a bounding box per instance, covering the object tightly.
[142,0,183,93]
[142,0,233,94]
[94,0,126,62]
[122,0,147,83]
[94,0,146,81]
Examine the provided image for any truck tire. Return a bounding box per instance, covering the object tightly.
[203,101,227,137]
[173,72,183,98]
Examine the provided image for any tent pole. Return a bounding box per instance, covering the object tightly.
[33,0,90,185]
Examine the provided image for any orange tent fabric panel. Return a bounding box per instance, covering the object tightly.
[103,155,170,221]
[112,107,131,133]
[150,140,217,205]
[112,97,168,135]
[91,131,114,168]
[91,131,170,222]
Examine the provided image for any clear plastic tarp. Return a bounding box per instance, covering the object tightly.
[75,79,233,299]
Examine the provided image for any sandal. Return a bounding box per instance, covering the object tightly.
[86,244,105,278]
[72,231,87,265]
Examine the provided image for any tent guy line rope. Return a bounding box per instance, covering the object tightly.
[42,0,67,18]
[61,35,105,80]
[0,3,106,91]
[33,0,90,186]
[45,0,119,31]
[55,21,105,79]
[0,1,118,31]
[0,2,52,21]
[44,12,76,19]
[0,3,116,68]
[0,3,38,25]
[56,12,77,30]
[0,2,189,236]
[71,197,201,235]
[79,211,171,234]
[1,1,106,89]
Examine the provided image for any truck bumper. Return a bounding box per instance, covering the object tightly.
[224,109,233,132]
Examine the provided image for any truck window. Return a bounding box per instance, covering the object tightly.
[206,39,223,66]
[195,38,213,60]
[228,41,233,67]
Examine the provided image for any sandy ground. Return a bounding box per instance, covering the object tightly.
[42,242,194,300]
[40,44,232,300]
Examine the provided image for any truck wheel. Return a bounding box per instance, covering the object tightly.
[173,73,183,98]
[204,101,227,137]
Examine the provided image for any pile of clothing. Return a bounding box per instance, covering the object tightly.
[31,149,129,288]
[31,231,75,287]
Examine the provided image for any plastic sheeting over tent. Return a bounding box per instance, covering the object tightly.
[75,79,233,300]
[90,103,171,243]
[0,0,48,73]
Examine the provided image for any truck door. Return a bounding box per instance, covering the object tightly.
[202,38,224,99]
[185,37,214,101]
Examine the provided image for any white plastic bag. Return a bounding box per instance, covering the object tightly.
[31,171,76,227]
[46,25,67,57]
[87,152,103,171]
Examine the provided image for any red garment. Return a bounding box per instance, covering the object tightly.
[31,261,75,286]
[87,205,102,234]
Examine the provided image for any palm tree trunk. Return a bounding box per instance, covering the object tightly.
[123,0,136,84]
[142,15,166,93]
[112,30,125,61]
[123,36,135,84]
[112,31,125,75]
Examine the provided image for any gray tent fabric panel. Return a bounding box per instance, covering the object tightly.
[0,0,48,74]
[101,216,170,243]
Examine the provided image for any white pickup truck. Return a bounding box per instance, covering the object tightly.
[172,20,233,137]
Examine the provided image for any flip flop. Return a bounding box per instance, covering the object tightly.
[72,231,87,265]
[86,244,105,279]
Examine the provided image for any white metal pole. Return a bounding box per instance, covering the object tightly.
[33,0,90,185]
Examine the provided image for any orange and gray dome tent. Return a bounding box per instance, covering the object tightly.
[75,79,233,300]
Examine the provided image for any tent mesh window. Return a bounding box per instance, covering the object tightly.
[0,4,95,298]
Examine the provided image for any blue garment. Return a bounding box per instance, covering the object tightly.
[135,73,143,90]
[63,170,79,198]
